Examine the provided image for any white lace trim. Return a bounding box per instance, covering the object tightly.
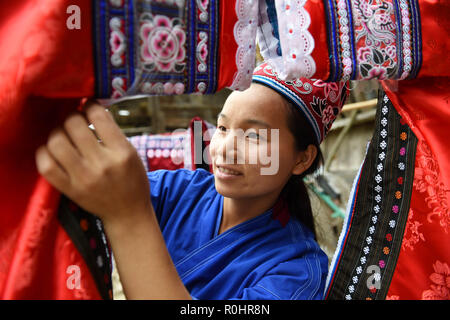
[272,0,316,80]
[229,0,258,91]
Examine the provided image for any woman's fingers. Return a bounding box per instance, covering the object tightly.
[83,101,129,150]
[35,144,71,195]
[63,111,103,160]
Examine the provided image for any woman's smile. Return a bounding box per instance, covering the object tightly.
[215,164,243,180]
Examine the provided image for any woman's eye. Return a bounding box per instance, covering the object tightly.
[246,132,260,140]
[217,125,227,132]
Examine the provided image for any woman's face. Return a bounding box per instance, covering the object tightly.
[209,83,314,200]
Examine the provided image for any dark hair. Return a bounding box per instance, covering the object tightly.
[280,101,323,238]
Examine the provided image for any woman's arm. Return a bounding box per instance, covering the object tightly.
[35,100,190,299]
[104,204,191,300]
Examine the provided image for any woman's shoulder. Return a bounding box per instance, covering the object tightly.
[284,218,329,265]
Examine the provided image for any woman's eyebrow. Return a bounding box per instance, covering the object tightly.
[244,119,272,128]
[217,113,271,128]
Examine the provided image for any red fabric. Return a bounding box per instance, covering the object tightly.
[217,0,239,90]
[252,62,348,143]
[0,0,101,299]
[305,0,330,80]
[382,78,450,299]
[417,0,450,78]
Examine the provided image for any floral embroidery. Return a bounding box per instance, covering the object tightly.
[309,97,339,137]
[421,261,450,300]
[401,208,425,251]
[323,0,421,81]
[414,140,450,233]
[400,132,407,140]
[94,0,219,98]
[140,14,186,73]
[110,17,126,67]
[353,0,397,80]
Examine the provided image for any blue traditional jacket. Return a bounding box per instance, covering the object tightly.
[148,169,328,300]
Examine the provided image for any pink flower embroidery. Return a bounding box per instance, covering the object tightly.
[140,15,186,72]
[368,67,387,80]
[322,105,336,126]
[422,261,450,300]
[357,47,372,63]
[313,80,341,102]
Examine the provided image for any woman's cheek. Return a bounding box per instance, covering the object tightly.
[208,132,220,162]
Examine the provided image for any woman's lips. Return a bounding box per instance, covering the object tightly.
[215,165,243,179]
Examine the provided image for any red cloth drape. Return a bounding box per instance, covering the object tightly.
[0,0,101,299]
[383,77,450,300]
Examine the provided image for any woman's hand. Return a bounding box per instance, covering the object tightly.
[35,100,151,226]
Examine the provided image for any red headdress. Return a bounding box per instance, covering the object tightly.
[252,62,349,144]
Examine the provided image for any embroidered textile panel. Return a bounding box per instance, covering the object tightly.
[325,89,418,300]
[93,0,220,99]
[322,0,422,81]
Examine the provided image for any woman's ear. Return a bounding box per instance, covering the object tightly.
[292,145,318,176]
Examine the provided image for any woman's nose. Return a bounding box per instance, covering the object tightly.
[219,129,245,164]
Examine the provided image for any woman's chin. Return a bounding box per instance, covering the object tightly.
[214,179,244,198]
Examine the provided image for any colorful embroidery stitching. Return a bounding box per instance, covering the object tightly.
[94,0,219,98]
[325,89,418,300]
[323,0,422,81]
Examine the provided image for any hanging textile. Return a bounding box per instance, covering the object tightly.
[1,0,449,299]
[92,0,259,100]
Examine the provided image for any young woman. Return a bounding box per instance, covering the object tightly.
[35,63,347,300]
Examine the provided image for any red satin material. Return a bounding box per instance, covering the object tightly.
[305,0,330,80]
[366,1,450,299]
[0,0,100,299]
[382,78,450,299]
[417,0,450,78]
[217,0,239,90]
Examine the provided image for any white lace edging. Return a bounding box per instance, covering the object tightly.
[229,0,259,91]
[273,0,316,80]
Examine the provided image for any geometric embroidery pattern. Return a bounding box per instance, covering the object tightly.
[325,88,418,299]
